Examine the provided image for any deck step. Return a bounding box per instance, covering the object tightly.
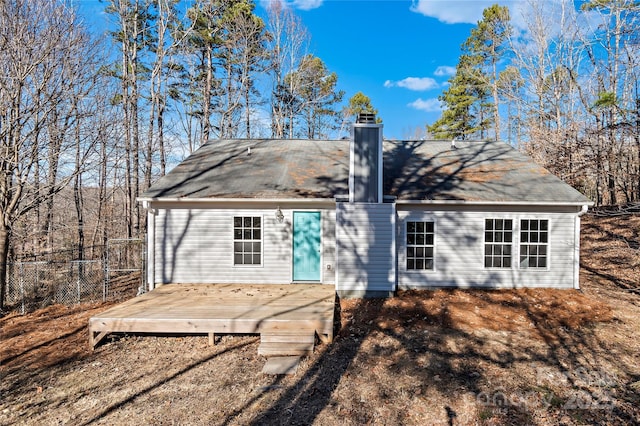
[260,332,316,344]
[258,330,316,356]
[258,341,315,356]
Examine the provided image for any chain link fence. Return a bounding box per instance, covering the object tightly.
[106,238,145,300]
[5,239,144,314]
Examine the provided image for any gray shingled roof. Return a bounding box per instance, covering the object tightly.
[141,139,349,199]
[140,138,591,204]
[383,140,591,203]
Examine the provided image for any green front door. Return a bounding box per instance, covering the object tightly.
[293,211,321,281]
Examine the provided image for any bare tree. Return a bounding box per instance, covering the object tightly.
[218,1,269,139]
[507,1,588,186]
[0,0,103,307]
[266,0,309,138]
[185,0,225,145]
[498,0,640,206]
[146,0,191,184]
[579,0,640,205]
[106,0,154,239]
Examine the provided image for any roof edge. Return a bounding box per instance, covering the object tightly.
[395,200,594,207]
[139,197,594,208]
[138,197,338,204]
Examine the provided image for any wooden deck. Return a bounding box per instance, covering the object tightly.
[88,284,336,354]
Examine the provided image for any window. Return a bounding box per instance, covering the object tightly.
[233,216,261,265]
[520,219,548,268]
[406,221,435,270]
[484,219,513,268]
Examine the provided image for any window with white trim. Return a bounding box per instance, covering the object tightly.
[406,221,435,270]
[233,216,261,265]
[484,219,513,268]
[519,219,548,268]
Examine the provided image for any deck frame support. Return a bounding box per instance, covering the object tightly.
[88,284,336,352]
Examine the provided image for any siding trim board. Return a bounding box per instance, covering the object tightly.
[573,214,581,290]
[147,207,156,290]
[139,197,337,205]
[396,200,592,207]
[397,203,590,215]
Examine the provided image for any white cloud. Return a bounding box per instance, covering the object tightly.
[410,0,528,30]
[434,65,456,77]
[287,0,323,10]
[410,0,501,24]
[408,98,443,112]
[410,1,606,50]
[384,77,438,91]
[261,0,323,11]
[516,0,600,41]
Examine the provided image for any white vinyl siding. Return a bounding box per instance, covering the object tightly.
[322,210,336,279]
[336,203,396,293]
[153,206,336,285]
[397,208,580,289]
[148,202,582,290]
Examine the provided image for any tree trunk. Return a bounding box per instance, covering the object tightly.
[74,174,84,261]
[91,129,108,256]
[159,98,166,176]
[245,84,251,138]
[202,48,213,145]
[120,8,133,241]
[74,115,84,262]
[492,60,501,141]
[131,14,141,238]
[146,83,155,189]
[636,112,640,203]
[43,111,64,252]
[0,223,10,310]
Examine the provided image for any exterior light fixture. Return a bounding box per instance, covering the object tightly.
[275,206,284,223]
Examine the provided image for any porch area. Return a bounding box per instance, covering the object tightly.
[88,283,336,356]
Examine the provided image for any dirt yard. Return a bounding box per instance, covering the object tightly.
[1,214,639,425]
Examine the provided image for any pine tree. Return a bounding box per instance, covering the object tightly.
[285,55,344,139]
[464,4,511,140]
[345,92,381,121]
[428,4,511,140]
[428,54,491,140]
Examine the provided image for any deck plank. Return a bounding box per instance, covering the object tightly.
[89,284,335,350]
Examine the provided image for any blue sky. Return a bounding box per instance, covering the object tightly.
[269,0,476,139]
[75,0,576,140]
[255,0,523,139]
[257,0,595,139]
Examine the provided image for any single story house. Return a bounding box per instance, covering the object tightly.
[139,115,592,297]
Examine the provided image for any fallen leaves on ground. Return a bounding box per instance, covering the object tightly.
[1,214,639,425]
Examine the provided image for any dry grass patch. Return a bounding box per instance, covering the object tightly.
[1,303,115,373]
[1,214,639,425]
[362,288,613,340]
